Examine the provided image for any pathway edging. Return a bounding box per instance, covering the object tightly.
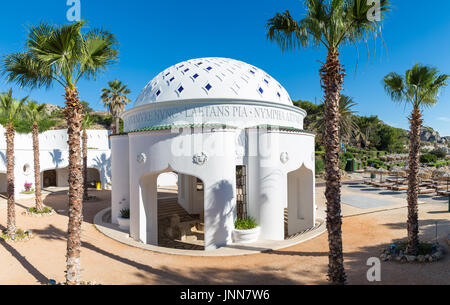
[93,208,327,257]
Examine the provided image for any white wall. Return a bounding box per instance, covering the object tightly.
[110,135,130,225]
[0,126,111,197]
[124,127,236,250]
[157,172,178,186]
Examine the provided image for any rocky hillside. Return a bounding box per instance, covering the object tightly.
[420,127,449,154]
[420,127,448,144]
[44,104,112,131]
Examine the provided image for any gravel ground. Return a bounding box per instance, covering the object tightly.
[0,188,448,285]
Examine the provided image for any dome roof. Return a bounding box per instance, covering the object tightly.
[134,57,293,107]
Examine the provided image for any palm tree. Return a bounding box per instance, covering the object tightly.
[101,80,131,134]
[24,101,47,211]
[266,0,390,284]
[313,95,361,144]
[383,64,448,254]
[82,114,95,201]
[2,20,118,285]
[0,89,27,236]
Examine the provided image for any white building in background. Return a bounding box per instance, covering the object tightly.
[111,57,316,250]
[0,126,112,198]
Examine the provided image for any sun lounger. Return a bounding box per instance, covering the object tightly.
[389,185,408,191]
[418,188,435,195]
[437,191,449,197]
[372,182,390,188]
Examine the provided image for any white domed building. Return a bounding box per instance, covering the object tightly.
[111,57,316,250]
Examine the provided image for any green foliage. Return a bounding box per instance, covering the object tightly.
[80,101,93,114]
[395,241,435,256]
[1,228,31,241]
[338,154,347,170]
[28,207,53,214]
[420,153,437,164]
[0,89,27,126]
[367,158,385,169]
[295,100,408,154]
[91,113,113,129]
[429,160,450,168]
[120,208,130,219]
[3,20,119,90]
[315,157,325,173]
[384,64,449,110]
[234,217,258,230]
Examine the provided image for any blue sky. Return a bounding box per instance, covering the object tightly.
[0,0,449,135]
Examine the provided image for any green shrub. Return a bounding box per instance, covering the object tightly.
[28,207,52,214]
[235,217,258,230]
[367,158,384,168]
[315,158,325,173]
[430,148,446,159]
[420,153,437,164]
[120,208,130,219]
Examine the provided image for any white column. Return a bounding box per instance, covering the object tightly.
[110,135,130,224]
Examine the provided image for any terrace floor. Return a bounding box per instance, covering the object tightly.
[0,182,448,285]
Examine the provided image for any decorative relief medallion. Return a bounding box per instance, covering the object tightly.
[137,153,147,164]
[193,152,208,166]
[280,152,289,164]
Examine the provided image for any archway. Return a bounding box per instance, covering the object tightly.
[158,172,204,250]
[86,168,101,189]
[286,165,315,238]
[43,170,57,187]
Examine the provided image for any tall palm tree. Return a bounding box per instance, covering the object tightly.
[82,114,94,201]
[0,89,27,236]
[384,64,448,254]
[313,95,361,143]
[24,101,47,211]
[2,20,118,285]
[266,0,390,284]
[101,80,131,134]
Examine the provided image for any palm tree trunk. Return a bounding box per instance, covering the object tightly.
[32,122,43,211]
[406,106,421,254]
[82,129,89,201]
[320,50,347,284]
[5,124,16,236]
[115,116,120,134]
[63,87,84,285]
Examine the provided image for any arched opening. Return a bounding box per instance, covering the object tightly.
[157,172,204,250]
[86,168,101,189]
[286,165,315,239]
[42,170,57,188]
[157,171,178,190]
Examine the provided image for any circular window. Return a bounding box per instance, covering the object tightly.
[23,164,31,176]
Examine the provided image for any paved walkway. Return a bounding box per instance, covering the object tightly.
[0,187,448,285]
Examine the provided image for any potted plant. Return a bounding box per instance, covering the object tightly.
[232,217,260,244]
[117,208,130,230]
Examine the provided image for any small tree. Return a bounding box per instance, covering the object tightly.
[101,80,131,134]
[384,64,448,254]
[3,20,118,285]
[0,89,27,235]
[24,101,48,211]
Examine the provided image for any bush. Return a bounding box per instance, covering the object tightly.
[367,158,384,168]
[315,158,325,173]
[234,217,258,230]
[420,153,437,164]
[120,208,130,219]
[430,148,447,159]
